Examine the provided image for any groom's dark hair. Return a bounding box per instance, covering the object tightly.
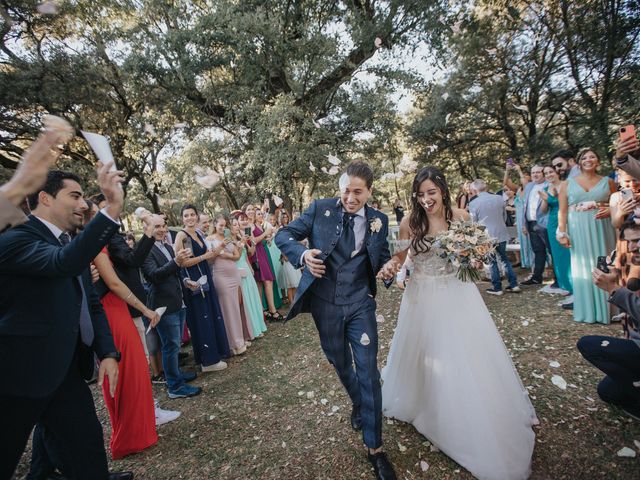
[345,162,374,189]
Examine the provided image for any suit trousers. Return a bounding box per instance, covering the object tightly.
[311,295,382,449]
[577,335,640,414]
[0,355,109,480]
[527,220,549,282]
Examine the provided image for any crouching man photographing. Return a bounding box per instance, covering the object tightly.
[579,217,640,420]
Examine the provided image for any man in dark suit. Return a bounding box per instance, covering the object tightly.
[142,216,201,399]
[0,166,132,480]
[275,162,396,480]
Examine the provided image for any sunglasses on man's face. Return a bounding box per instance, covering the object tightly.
[552,163,564,169]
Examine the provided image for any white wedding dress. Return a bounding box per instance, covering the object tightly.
[382,240,537,480]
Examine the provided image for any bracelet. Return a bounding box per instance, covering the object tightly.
[125,291,133,301]
[556,229,568,239]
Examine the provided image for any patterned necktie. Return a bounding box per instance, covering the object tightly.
[343,213,356,256]
[59,233,95,346]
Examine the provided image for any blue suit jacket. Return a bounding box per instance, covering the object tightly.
[275,199,391,320]
[0,213,119,398]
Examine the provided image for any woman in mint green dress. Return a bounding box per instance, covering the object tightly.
[540,165,573,293]
[558,149,616,324]
[231,218,267,337]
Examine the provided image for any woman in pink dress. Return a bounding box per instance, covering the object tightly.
[207,215,253,354]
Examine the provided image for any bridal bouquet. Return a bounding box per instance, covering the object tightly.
[433,220,496,282]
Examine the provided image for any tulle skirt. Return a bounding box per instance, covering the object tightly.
[382,273,537,480]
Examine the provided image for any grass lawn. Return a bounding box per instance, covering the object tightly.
[15,270,640,479]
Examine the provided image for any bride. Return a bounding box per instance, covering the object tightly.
[379,166,538,480]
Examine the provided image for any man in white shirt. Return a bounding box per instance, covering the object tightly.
[522,165,550,285]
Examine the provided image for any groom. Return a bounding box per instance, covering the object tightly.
[275,162,396,480]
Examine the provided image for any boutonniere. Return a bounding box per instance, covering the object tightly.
[370,217,382,234]
[324,210,331,217]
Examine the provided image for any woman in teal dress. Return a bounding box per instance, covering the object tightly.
[558,149,616,324]
[514,188,534,269]
[231,217,268,337]
[540,165,573,293]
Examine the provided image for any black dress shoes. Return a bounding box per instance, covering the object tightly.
[350,406,362,431]
[109,472,134,480]
[367,452,397,480]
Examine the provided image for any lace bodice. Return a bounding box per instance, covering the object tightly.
[393,238,455,278]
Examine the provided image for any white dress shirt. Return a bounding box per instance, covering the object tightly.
[526,183,545,221]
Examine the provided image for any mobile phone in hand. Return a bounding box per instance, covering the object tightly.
[506,158,515,167]
[620,188,635,202]
[244,227,252,236]
[620,125,637,143]
[596,256,609,273]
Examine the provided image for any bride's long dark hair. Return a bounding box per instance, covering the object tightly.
[409,166,454,253]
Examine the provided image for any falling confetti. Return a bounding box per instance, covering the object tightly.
[486,48,497,55]
[445,113,452,124]
[374,37,383,48]
[309,161,316,172]
[451,20,462,34]
[328,165,340,175]
[144,123,156,136]
[37,1,59,14]
[441,92,449,101]
[195,168,221,189]
[272,194,284,207]
[327,154,341,166]
[514,105,529,112]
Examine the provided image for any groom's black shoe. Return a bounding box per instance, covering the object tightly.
[367,451,397,480]
[351,406,362,431]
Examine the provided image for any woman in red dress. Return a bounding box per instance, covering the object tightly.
[93,247,160,459]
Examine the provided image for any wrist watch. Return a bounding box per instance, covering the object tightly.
[101,351,122,362]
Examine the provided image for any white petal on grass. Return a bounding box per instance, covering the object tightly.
[297,391,304,396]
[374,37,383,48]
[441,92,449,101]
[420,460,429,472]
[376,314,385,323]
[306,391,315,399]
[451,20,462,34]
[445,113,451,125]
[309,161,316,172]
[616,447,636,458]
[522,320,529,326]
[312,119,321,129]
[549,361,561,368]
[331,405,339,413]
[532,372,544,379]
[551,375,567,390]
[320,398,328,405]
[397,442,407,453]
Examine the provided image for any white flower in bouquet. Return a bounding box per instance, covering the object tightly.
[433,220,496,282]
